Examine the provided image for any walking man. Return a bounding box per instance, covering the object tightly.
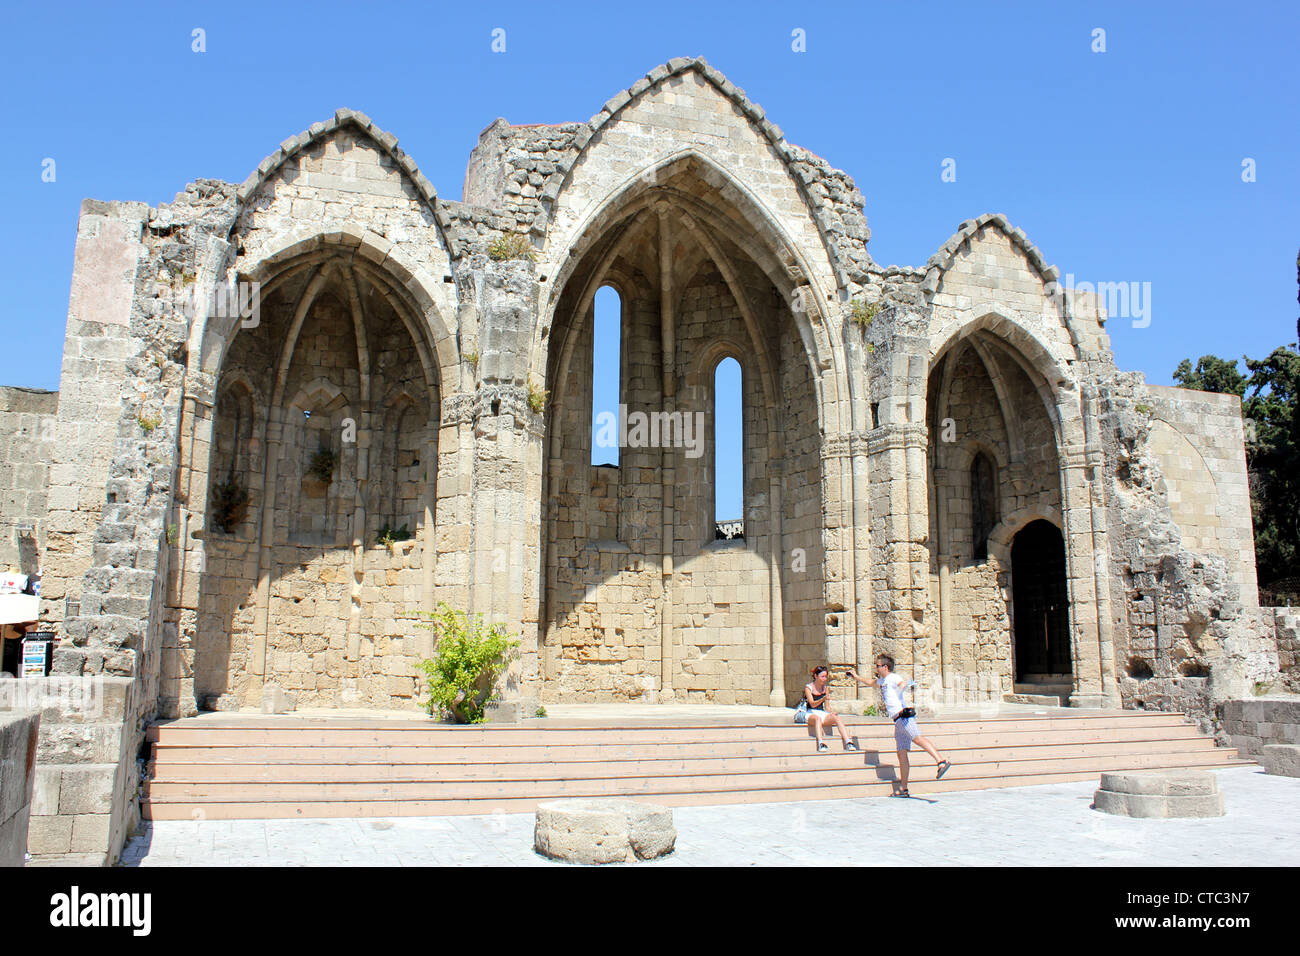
[848,654,951,797]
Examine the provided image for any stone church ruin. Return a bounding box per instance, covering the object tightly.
[1,57,1292,862]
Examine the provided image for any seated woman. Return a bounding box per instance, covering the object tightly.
[804,665,860,753]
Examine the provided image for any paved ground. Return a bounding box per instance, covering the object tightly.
[120,766,1300,867]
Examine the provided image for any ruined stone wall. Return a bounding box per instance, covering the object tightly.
[544,283,664,701]
[1144,384,1257,606]
[1098,368,1275,729]
[671,267,771,705]
[0,387,58,577]
[540,63,845,303]
[38,202,150,629]
[1266,607,1299,694]
[778,316,826,702]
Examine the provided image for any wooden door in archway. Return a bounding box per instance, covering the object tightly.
[1010,519,1071,680]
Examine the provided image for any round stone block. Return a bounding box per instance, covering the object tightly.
[1093,770,1224,818]
[1099,770,1218,797]
[534,798,676,864]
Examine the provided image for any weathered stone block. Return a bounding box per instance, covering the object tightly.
[1261,744,1300,777]
[26,814,72,855]
[57,765,116,815]
[261,682,295,714]
[69,813,111,853]
[1093,770,1224,818]
[534,799,675,864]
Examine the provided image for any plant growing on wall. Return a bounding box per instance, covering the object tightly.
[414,603,519,724]
[488,232,536,262]
[527,379,549,414]
[138,411,163,433]
[211,476,250,533]
[848,298,881,328]
[306,446,338,483]
[376,522,412,552]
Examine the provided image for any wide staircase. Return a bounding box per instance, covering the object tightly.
[142,708,1252,821]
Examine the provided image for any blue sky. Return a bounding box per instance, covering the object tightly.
[2,2,1296,503]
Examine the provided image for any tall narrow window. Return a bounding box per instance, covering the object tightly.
[591,285,621,466]
[971,452,997,560]
[714,357,744,540]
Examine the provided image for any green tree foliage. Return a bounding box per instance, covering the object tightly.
[1242,346,1300,588]
[1172,355,1247,396]
[414,603,519,723]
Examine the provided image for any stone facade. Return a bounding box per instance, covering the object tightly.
[0,388,58,578]
[0,57,1285,863]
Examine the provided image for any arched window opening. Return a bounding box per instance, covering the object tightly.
[210,382,255,534]
[971,452,997,560]
[591,285,621,467]
[714,357,744,540]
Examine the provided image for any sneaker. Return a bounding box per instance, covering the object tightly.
[891,789,910,798]
[817,742,828,752]
[844,740,860,752]
[936,759,952,779]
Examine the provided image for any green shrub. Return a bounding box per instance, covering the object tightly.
[415,603,520,724]
[527,379,548,413]
[376,522,412,551]
[306,447,337,483]
[534,706,548,718]
[863,704,880,717]
[848,298,881,328]
[211,476,250,533]
[488,233,536,262]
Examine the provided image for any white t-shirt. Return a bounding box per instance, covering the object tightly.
[877,673,907,718]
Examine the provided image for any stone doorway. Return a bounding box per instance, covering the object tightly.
[1010,519,1071,681]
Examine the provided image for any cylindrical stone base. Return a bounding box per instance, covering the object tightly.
[534,798,676,864]
[1092,770,1224,818]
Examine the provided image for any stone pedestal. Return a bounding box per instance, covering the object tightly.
[1261,745,1300,777]
[534,798,675,864]
[1093,770,1224,818]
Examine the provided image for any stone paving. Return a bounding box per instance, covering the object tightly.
[118,766,1300,867]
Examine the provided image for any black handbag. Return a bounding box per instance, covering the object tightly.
[893,707,916,721]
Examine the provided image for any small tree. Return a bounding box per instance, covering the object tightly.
[414,603,519,723]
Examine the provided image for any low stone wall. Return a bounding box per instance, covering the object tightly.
[1221,697,1300,758]
[0,709,40,866]
[0,677,136,865]
[1268,608,1299,694]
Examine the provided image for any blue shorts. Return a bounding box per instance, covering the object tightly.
[893,715,920,751]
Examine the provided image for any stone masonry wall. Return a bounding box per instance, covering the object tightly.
[1145,384,1257,607]
[0,709,38,867]
[0,387,58,578]
[38,203,150,630]
[1098,368,1275,730]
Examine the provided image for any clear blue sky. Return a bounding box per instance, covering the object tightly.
[3,1,1296,408]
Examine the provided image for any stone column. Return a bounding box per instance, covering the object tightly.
[767,462,787,707]
[1060,453,1105,706]
[657,208,676,700]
